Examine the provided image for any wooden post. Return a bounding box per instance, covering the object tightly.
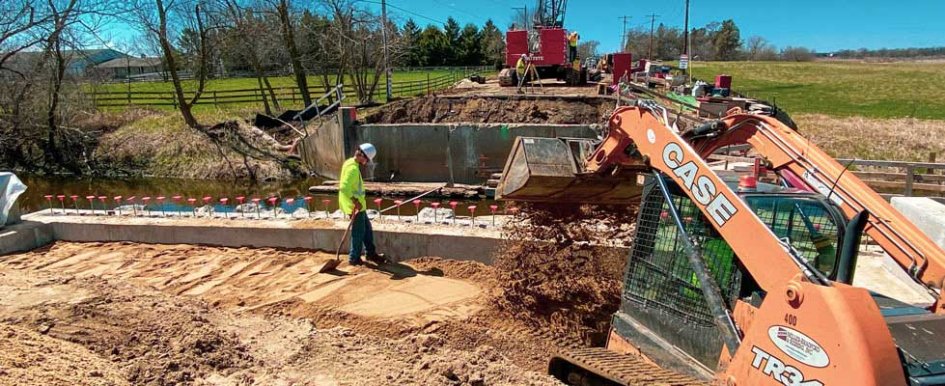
[213,91,218,107]
[929,152,938,175]
[905,165,915,196]
[127,88,131,105]
[426,73,431,96]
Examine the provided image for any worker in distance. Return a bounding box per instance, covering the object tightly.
[339,143,386,266]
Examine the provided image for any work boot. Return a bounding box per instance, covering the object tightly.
[349,259,364,266]
[366,253,387,264]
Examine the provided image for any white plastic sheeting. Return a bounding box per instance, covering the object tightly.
[0,172,26,227]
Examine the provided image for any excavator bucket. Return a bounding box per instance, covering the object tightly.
[496,137,646,205]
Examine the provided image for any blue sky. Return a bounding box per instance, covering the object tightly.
[368,0,945,53]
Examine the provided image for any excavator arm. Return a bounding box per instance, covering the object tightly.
[498,104,911,385]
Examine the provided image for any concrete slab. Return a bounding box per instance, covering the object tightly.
[22,211,502,265]
[0,221,54,256]
[891,197,945,249]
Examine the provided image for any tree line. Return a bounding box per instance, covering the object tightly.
[623,19,819,62]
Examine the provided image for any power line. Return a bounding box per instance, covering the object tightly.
[618,15,631,52]
[646,14,659,59]
[360,0,446,25]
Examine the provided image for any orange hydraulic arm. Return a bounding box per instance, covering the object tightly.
[593,105,906,385]
[687,113,945,312]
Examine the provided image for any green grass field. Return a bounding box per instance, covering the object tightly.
[689,61,945,120]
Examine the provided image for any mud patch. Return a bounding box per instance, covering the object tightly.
[363,96,614,125]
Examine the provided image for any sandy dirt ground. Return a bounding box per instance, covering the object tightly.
[0,242,568,386]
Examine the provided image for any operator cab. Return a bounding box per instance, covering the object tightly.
[612,173,945,385]
[613,174,846,378]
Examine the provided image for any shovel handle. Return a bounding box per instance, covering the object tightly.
[334,209,359,261]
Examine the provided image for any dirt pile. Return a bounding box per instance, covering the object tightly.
[492,203,638,346]
[363,96,613,125]
[0,322,128,386]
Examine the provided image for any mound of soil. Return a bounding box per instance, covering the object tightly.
[364,96,614,125]
[0,323,128,386]
[492,204,638,346]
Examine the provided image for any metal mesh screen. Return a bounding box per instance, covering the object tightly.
[624,185,742,327]
[623,183,844,327]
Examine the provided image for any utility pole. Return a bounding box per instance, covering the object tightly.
[646,14,659,59]
[618,15,631,52]
[381,0,392,102]
[683,0,691,83]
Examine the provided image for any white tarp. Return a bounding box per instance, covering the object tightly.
[0,172,27,227]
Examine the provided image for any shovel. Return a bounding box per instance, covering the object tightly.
[317,209,359,273]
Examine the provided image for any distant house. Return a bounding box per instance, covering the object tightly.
[65,49,129,75]
[6,48,131,77]
[94,57,165,79]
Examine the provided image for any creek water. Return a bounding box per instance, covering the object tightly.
[15,175,497,217]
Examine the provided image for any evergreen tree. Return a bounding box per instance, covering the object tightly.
[402,18,422,66]
[458,23,483,65]
[480,19,505,68]
[713,19,741,61]
[417,24,449,65]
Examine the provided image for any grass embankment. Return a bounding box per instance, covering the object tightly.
[95,108,292,180]
[796,114,945,162]
[690,61,945,120]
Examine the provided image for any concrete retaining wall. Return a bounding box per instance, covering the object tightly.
[299,107,599,184]
[891,197,945,249]
[10,216,498,265]
[0,221,55,255]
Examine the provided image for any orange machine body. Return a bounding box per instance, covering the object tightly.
[595,106,908,385]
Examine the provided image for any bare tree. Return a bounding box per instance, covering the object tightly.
[221,0,281,114]
[0,0,113,173]
[265,0,310,107]
[129,0,216,128]
[318,0,405,104]
[745,35,777,61]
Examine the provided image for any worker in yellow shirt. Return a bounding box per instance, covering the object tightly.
[568,31,579,63]
[515,54,528,91]
[339,143,386,265]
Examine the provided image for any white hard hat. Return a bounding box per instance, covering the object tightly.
[520,54,527,59]
[359,143,377,161]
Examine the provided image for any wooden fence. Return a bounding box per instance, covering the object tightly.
[709,152,945,197]
[90,67,488,110]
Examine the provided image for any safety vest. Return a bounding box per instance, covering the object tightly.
[338,157,366,215]
[516,57,526,73]
[568,33,578,47]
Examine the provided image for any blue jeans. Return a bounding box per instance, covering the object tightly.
[349,211,376,263]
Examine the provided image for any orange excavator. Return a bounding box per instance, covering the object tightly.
[496,101,945,385]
